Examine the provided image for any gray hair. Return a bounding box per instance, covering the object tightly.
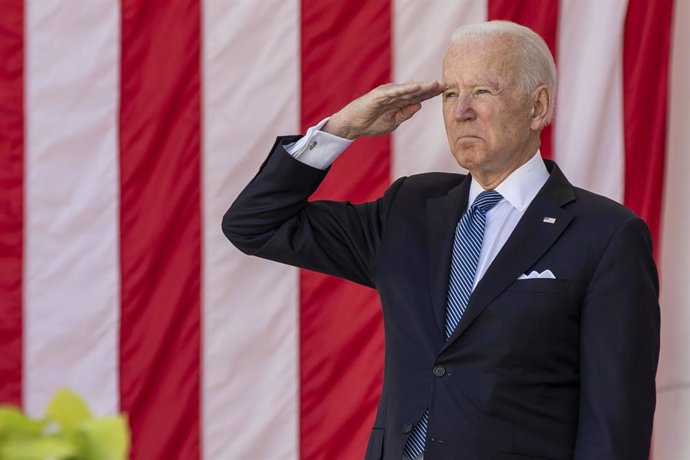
[450,20,557,121]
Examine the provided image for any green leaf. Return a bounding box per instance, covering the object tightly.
[0,407,44,436]
[45,389,92,431]
[80,416,130,460]
[0,390,130,460]
[0,436,77,460]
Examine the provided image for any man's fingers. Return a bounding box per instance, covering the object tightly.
[331,80,445,138]
[386,90,445,111]
[410,87,446,103]
[378,80,446,106]
[397,102,423,122]
[380,80,445,98]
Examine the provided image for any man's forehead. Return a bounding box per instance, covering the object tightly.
[443,38,520,82]
[446,33,520,53]
[444,37,519,63]
[442,55,511,83]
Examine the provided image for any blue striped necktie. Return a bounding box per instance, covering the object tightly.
[403,189,503,460]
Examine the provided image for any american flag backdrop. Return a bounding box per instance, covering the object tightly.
[0,0,689,459]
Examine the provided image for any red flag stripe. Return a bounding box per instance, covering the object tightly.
[0,0,23,408]
[118,0,202,458]
[622,0,674,248]
[622,5,674,453]
[299,0,391,458]
[488,0,559,160]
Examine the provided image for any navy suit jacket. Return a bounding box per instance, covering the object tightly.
[223,136,660,460]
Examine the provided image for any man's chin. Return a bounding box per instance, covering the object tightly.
[451,150,485,172]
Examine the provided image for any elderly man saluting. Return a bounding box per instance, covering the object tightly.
[224,21,659,460]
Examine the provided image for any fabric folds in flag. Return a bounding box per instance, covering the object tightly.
[0,1,687,459]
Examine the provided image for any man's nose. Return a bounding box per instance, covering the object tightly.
[453,96,476,121]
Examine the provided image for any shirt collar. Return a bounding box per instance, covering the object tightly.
[468,150,550,212]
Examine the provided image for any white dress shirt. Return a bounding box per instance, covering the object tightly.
[286,120,550,289]
[468,152,549,287]
[286,117,353,170]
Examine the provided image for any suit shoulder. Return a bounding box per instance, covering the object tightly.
[393,171,466,198]
[570,186,648,232]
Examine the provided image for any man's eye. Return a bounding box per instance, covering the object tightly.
[475,89,491,95]
[443,92,457,99]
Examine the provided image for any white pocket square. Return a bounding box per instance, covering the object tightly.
[518,269,556,280]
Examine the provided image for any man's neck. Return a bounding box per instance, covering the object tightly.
[473,139,541,189]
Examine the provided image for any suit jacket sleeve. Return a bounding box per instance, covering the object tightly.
[574,216,660,460]
[223,136,404,288]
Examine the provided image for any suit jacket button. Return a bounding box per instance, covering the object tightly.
[433,365,446,377]
[402,423,413,433]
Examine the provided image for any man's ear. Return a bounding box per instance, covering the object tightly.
[530,85,551,130]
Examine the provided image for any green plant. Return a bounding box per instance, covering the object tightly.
[0,389,129,460]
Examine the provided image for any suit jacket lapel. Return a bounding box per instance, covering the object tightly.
[441,161,577,351]
[426,176,471,338]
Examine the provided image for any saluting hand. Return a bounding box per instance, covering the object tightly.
[322,80,447,140]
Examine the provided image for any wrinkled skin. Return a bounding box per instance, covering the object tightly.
[442,36,550,188]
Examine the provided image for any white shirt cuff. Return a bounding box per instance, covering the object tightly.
[285,117,353,170]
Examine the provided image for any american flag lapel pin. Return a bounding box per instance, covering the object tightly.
[543,217,557,224]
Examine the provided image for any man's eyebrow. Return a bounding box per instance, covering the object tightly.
[472,80,500,88]
[441,81,501,91]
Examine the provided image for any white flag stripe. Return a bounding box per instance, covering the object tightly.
[24,0,121,417]
[656,391,690,459]
[655,0,690,457]
[659,0,690,390]
[554,0,627,202]
[392,0,486,178]
[202,1,300,458]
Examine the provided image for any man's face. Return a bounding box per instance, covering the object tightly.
[442,37,537,181]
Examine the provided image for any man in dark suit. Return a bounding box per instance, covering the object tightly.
[223,21,659,460]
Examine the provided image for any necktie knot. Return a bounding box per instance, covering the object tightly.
[472,189,502,213]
